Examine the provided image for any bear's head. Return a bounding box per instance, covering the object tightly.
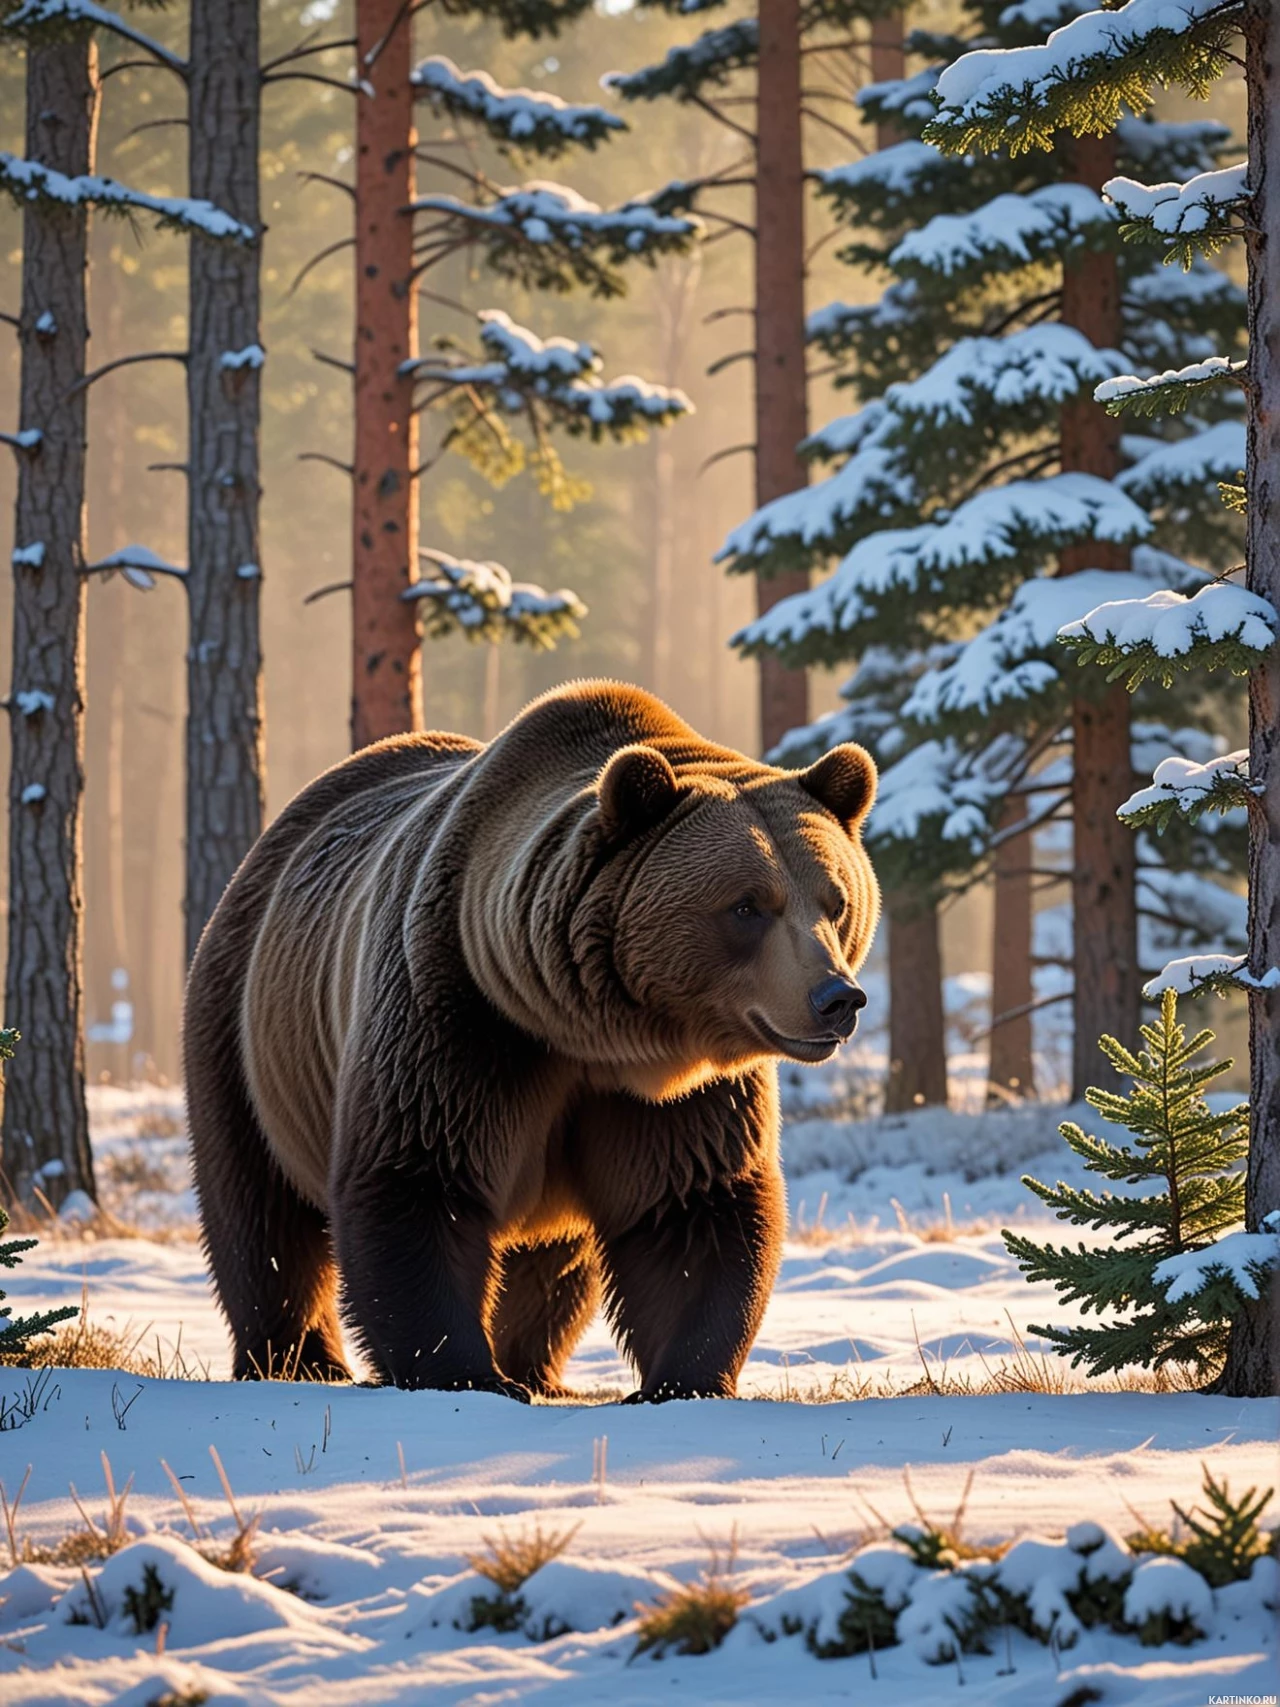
[573,741,880,1098]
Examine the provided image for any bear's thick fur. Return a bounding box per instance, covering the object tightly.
[185,681,879,1399]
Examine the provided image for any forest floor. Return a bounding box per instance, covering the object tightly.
[0,1083,1276,1705]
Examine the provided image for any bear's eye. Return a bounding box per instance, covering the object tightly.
[731,898,762,922]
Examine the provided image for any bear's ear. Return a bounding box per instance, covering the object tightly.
[597,744,681,843]
[797,743,877,834]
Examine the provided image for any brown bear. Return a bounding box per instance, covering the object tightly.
[184,680,879,1400]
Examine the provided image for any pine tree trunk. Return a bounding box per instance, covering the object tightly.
[1222,0,1280,1397]
[185,0,265,966]
[351,0,421,749]
[1059,132,1138,1099]
[753,0,809,754]
[989,803,1036,1101]
[871,10,905,147]
[1,33,97,1206]
[883,892,948,1112]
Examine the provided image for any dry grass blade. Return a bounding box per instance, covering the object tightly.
[632,1534,748,1660]
[160,1457,203,1540]
[466,1520,581,1594]
[205,1444,260,1572]
[1,1463,32,1566]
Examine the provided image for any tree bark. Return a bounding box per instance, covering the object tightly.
[351,0,421,750]
[989,803,1036,1101]
[883,892,948,1112]
[1223,0,1280,1397]
[753,0,809,755]
[1,32,98,1206]
[1060,132,1138,1099]
[185,0,265,966]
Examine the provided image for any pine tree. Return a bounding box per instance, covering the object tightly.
[924,0,1279,1396]
[725,1,1247,1102]
[1002,989,1274,1378]
[290,4,696,748]
[606,0,907,753]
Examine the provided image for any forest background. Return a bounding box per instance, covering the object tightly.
[0,0,1249,1086]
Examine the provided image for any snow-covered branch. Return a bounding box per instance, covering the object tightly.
[4,0,186,77]
[889,184,1117,284]
[0,154,252,242]
[408,183,700,298]
[603,22,758,103]
[402,550,585,649]
[412,58,626,158]
[1121,749,1255,834]
[1104,162,1250,267]
[924,0,1244,157]
[1144,952,1280,999]
[1094,356,1247,418]
[84,545,187,589]
[1058,580,1276,687]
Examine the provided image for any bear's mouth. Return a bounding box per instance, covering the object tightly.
[748,1011,841,1063]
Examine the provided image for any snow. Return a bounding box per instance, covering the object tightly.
[2,0,186,74]
[904,566,1194,722]
[1117,419,1245,503]
[7,428,43,449]
[411,57,625,149]
[402,550,585,636]
[1094,355,1246,405]
[19,782,46,804]
[1123,1557,1213,1630]
[2,1091,1277,1702]
[408,180,699,252]
[88,545,186,590]
[33,310,55,334]
[1153,1230,1280,1304]
[404,311,691,429]
[1059,580,1277,657]
[218,344,265,371]
[12,690,54,716]
[931,0,1229,128]
[235,562,260,580]
[1104,162,1250,234]
[12,543,45,568]
[1119,749,1250,820]
[855,67,940,126]
[890,184,1115,277]
[602,20,758,101]
[737,473,1150,652]
[1142,953,1280,997]
[819,139,943,198]
[867,739,1005,851]
[887,323,1128,425]
[0,153,251,242]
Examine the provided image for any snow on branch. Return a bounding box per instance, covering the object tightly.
[856,66,942,131]
[867,737,1008,856]
[1144,952,1280,998]
[1120,749,1255,832]
[409,182,699,299]
[1104,162,1250,267]
[904,562,1197,729]
[404,309,692,441]
[1153,1225,1280,1305]
[1058,579,1276,687]
[412,57,626,158]
[3,0,186,75]
[889,183,1117,283]
[603,21,758,103]
[402,550,585,649]
[1116,418,1244,508]
[732,472,1151,666]
[716,406,914,578]
[0,153,252,241]
[85,545,186,589]
[1094,355,1246,418]
[924,0,1243,157]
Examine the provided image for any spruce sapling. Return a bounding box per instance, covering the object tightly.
[0,1028,80,1354]
[1003,989,1265,1378]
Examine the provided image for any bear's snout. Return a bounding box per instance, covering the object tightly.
[808,975,866,1039]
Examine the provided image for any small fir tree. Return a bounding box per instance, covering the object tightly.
[1003,989,1273,1377]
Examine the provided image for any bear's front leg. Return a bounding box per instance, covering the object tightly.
[331,1157,529,1399]
[599,1165,784,1401]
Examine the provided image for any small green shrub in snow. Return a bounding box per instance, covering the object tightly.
[1129,1465,1276,1589]
[1003,991,1272,1379]
[121,1561,175,1635]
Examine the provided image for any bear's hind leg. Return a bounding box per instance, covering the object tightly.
[189,1046,349,1383]
[489,1236,601,1399]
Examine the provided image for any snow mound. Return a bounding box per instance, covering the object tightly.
[1123,1556,1212,1632]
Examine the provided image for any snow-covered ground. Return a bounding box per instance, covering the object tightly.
[1,1083,1276,1705]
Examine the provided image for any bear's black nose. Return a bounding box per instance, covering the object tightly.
[808,976,866,1039]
